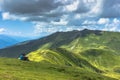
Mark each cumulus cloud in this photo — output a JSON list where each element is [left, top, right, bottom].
[[81, 18, 120, 32], [2, 12, 29, 21], [33, 22, 62, 35], [2, 12, 18, 20], [82, 20, 96, 25], [51, 19, 68, 26], [33, 22, 83, 36], [0, 0, 120, 35], [65, 0, 79, 12], [97, 18, 110, 24], [0, 0, 98, 22], [0, 28, 6, 34], [1, 0, 120, 21], [103, 18, 120, 31]]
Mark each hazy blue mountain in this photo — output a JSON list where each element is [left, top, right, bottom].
[[0, 35, 31, 49]]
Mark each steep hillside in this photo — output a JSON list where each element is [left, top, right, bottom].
[[0, 58, 117, 80], [28, 48, 120, 79], [28, 48, 102, 73]]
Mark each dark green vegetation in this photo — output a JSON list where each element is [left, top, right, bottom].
[[0, 29, 120, 79], [0, 58, 117, 80]]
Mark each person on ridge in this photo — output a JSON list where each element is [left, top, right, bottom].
[[19, 53, 29, 61]]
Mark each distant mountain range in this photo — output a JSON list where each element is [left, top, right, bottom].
[[0, 34, 31, 49], [0, 29, 120, 79], [0, 35, 18, 49]]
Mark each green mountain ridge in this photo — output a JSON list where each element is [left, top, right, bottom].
[[0, 29, 103, 57], [0, 29, 120, 79]]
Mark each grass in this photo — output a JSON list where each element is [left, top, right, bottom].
[[0, 57, 117, 80], [27, 48, 120, 79]]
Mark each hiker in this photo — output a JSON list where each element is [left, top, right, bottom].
[[19, 53, 29, 61]]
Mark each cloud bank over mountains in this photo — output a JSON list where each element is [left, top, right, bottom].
[[0, 0, 120, 35]]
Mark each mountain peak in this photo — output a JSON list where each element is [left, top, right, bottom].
[[82, 28, 90, 31]]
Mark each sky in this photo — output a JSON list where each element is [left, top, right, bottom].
[[0, 0, 120, 38]]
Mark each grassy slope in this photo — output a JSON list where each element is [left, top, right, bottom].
[[79, 48, 120, 79], [28, 49, 102, 73], [27, 31, 120, 79], [61, 31, 120, 53], [28, 48, 120, 79], [0, 58, 117, 80]]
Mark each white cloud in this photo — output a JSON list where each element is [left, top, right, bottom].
[[65, 27, 74, 31], [104, 24, 118, 31], [74, 14, 81, 19], [2, 12, 10, 20], [51, 19, 68, 26], [82, 20, 96, 25], [0, 27, 23, 36], [103, 18, 120, 31], [0, 28, 6, 34], [2, 12, 19, 20], [2, 12, 28, 21], [113, 18, 120, 24], [34, 23, 46, 34], [98, 18, 110, 24], [33, 22, 57, 36], [88, 0, 103, 16], [65, 0, 79, 12], [110, 26, 117, 31]]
